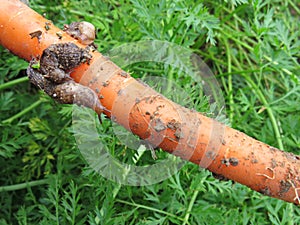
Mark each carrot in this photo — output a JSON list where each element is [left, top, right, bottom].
[[1, 0, 299, 204]]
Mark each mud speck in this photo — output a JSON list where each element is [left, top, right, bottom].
[[271, 158, 277, 168], [117, 89, 123, 96], [45, 21, 51, 30], [167, 120, 181, 130], [284, 151, 299, 162], [120, 71, 128, 77], [259, 187, 271, 196], [222, 157, 238, 166], [56, 31, 63, 39], [221, 158, 230, 166], [153, 118, 166, 132], [229, 157, 239, 166], [212, 173, 229, 181], [102, 81, 109, 87], [174, 128, 184, 139], [206, 151, 216, 159], [279, 180, 292, 196], [167, 120, 183, 139], [29, 30, 42, 41], [269, 147, 278, 152]]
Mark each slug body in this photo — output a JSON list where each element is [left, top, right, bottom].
[[64, 22, 96, 45], [27, 43, 105, 116]]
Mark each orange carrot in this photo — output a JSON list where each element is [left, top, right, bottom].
[[1, 0, 299, 204]]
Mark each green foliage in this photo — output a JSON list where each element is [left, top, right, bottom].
[[1, 0, 299, 224]]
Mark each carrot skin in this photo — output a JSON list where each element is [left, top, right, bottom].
[[1, 0, 299, 204]]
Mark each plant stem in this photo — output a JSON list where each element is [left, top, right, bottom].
[[0, 179, 49, 192], [224, 39, 234, 124], [2, 99, 43, 124], [221, 30, 293, 76], [182, 190, 199, 225], [116, 199, 185, 222], [0, 76, 28, 91], [288, 0, 300, 15], [230, 55, 284, 150], [96, 146, 147, 223]]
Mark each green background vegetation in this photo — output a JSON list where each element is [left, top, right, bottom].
[[0, 0, 299, 224]]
